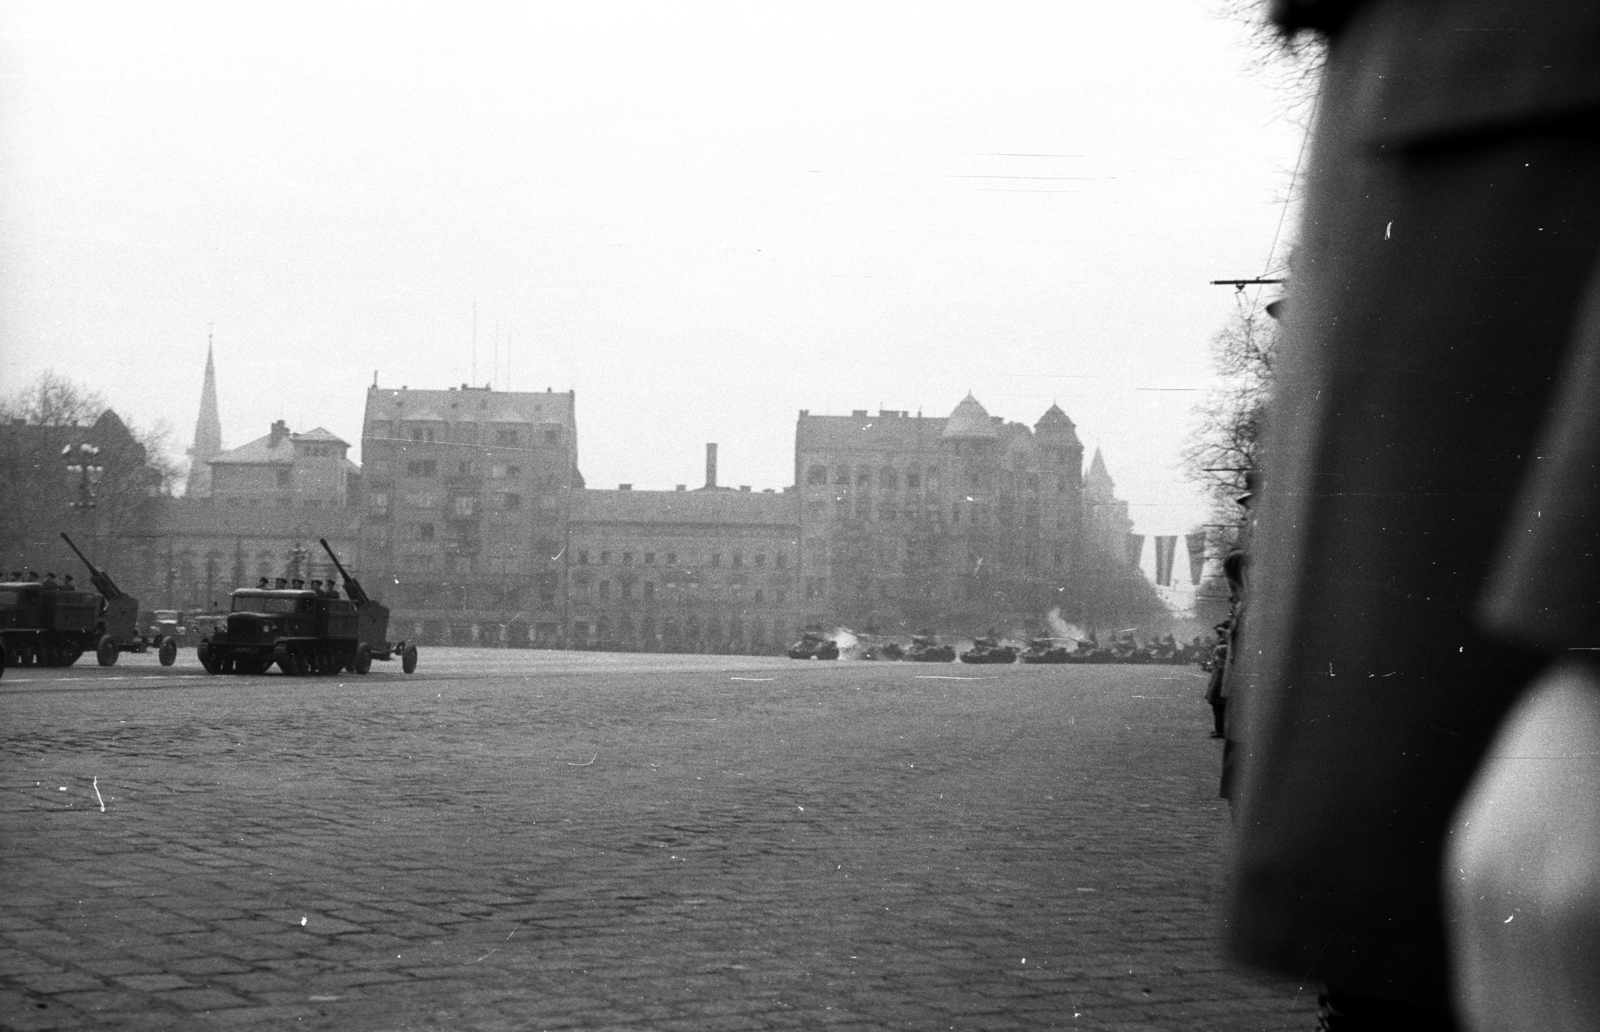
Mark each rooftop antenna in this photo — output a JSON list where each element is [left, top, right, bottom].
[[471, 301, 478, 386], [492, 318, 498, 391]]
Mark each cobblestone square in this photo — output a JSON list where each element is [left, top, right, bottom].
[[2, 650, 1310, 1030]]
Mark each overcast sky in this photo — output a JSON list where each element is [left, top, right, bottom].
[[0, 1, 1304, 537]]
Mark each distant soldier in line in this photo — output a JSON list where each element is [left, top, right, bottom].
[[40, 572, 58, 591], [291, 579, 305, 590], [274, 578, 288, 589], [62, 574, 74, 591], [257, 577, 270, 589]]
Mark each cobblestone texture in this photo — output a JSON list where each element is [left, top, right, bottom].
[[0, 650, 1312, 1030]]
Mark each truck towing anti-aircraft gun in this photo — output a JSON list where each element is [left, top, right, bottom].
[[196, 538, 417, 676], [321, 538, 417, 674], [60, 532, 178, 666]]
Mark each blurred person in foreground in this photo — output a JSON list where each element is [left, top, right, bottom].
[[1224, 1, 1600, 1029]]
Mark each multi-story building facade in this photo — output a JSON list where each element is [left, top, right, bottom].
[[567, 473, 800, 653], [794, 395, 1086, 635], [206, 420, 358, 509], [145, 359, 1146, 647], [357, 384, 581, 646]]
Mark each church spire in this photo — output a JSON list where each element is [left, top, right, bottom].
[[184, 333, 223, 497]]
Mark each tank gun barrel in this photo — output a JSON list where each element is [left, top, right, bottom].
[[59, 532, 126, 599], [319, 538, 369, 605]]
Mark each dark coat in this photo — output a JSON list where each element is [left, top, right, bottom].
[[1225, 0, 1600, 1008]]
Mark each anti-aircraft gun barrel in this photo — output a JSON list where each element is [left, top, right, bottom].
[[320, 538, 369, 605], [59, 532, 127, 599]]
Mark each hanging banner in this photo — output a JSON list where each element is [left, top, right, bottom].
[[1125, 533, 1145, 568], [1185, 531, 1207, 585], [1154, 535, 1178, 586]]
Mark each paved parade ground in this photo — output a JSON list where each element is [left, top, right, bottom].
[[1, 650, 1310, 1031]]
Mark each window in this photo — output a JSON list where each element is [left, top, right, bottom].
[[495, 428, 520, 446], [544, 426, 562, 444], [578, 550, 589, 565], [856, 468, 871, 488], [834, 467, 850, 485], [806, 465, 828, 485], [776, 587, 787, 604], [776, 554, 788, 570], [276, 469, 291, 487], [498, 493, 521, 510], [880, 467, 898, 490], [666, 552, 677, 565], [417, 523, 435, 541], [754, 553, 766, 568], [600, 551, 612, 565], [732, 553, 743, 568], [453, 495, 476, 517], [709, 553, 721, 567], [457, 461, 474, 476], [622, 552, 634, 566], [644, 552, 655, 565], [407, 460, 437, 477], [598, 580, 612, 599], [621, 581, 634, 601], [805, 577, 822, 599], [368, 492, 390, 517], [754, 589, 764, 604], [490, 464, 507, 479], [404, 490, 440, 509], [906, 471, 921, 490], [643, 581, 656, 600]]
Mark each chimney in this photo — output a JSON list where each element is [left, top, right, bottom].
[[705, 443, 718, 489], [269, 420, 290, 448]]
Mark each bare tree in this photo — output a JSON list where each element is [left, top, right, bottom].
[[0, 371, 179, 576], [1, 370, 107, 428], [1183, 302, 1278, 523]]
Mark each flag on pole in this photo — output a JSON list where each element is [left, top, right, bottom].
[[1154, 535, 1178, 586], [1185, 531, 1207, 585], [1125, 533, 1145, 568]]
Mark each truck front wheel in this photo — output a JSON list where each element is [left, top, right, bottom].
[[96, 635, 119, 667]]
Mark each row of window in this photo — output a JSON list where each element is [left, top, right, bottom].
[[576, 580, 788, 605], [369, 492, 524, 517], [366, 422, 564, 448], [804, 464, 1072, 494], [574, 549, 789, 570]]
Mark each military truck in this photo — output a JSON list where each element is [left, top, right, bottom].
[[60, 533, 177, 666], [0, 576, 100, 667], [197, 539, 416, 676]]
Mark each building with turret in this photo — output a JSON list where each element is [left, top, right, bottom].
[[793, 394, 1091, 635]]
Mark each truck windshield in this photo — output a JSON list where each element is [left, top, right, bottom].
[[0, 590, 19, 606], [232, 595, 302, 614]]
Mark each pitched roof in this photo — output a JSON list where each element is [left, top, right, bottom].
[[295, 427, 348, 446], [209, 431, 292, 466], [1035, 403, 1076, 431], [941, 393, 1000, 440]]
